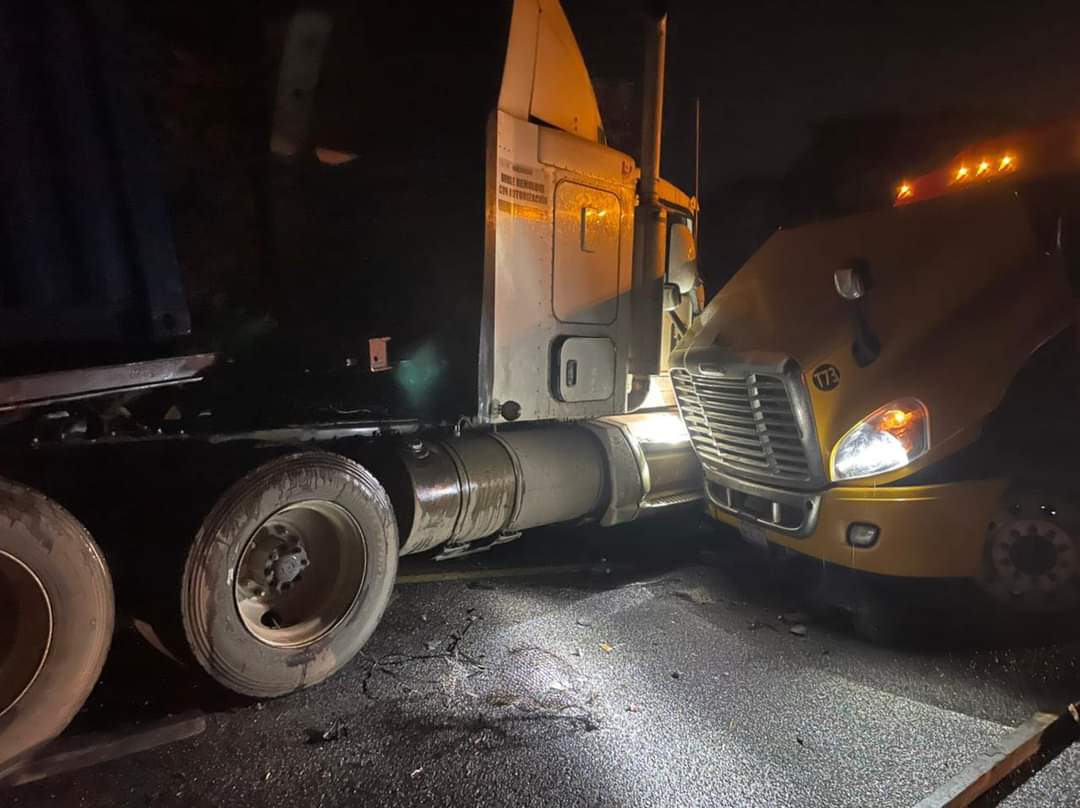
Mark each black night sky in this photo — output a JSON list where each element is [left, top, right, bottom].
[[568, 0, 1080, 284]]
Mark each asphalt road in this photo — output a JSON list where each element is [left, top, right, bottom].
[[5, 516, 1080, 807]]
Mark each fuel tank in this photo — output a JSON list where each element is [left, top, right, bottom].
[[394, 414, 702, 555]]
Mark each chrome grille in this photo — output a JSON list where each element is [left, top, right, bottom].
[[671, 367, 814, 484]]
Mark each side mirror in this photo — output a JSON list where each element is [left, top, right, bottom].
[[834, 267, 866, 301], [667, 221, 698, 294], [834, 263, 880, 366]]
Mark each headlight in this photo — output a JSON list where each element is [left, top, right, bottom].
[[831, 398, 930, 481]]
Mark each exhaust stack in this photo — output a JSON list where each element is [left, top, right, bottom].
[[629, 6, 669, 387]]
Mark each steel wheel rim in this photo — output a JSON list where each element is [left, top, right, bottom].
[[0, 550, 53, 719], [233, 500, 367, 648]]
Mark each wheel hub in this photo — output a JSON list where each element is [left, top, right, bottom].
[[981, 491, 1079, 612], [262, 535, 310, 595], [270, 549, 306, 587], [1007, 523, 1059, 576], [233, 500, 367, 648]]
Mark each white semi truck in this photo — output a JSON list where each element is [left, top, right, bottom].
[[0, 0, 702, 768]]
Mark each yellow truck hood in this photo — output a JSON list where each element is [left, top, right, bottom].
[[681, 186, 1074, 478]]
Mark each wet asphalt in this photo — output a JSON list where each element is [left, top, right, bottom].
[[5, 515, 1080, 807]]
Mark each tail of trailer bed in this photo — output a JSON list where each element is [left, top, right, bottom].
[[0, 0, 705, 769]]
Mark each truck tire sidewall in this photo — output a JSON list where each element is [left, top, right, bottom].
[[0, 481, 114, 770], [182, 452, 397, 699]]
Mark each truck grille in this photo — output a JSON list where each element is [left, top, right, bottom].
[[671, 367, 815, 484]]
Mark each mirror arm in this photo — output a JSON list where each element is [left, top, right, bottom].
[[670, 309, 687, 336], [850, 302, 880, 367]]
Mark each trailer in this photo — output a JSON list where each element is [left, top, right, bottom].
[[0, 0, 704, 768]]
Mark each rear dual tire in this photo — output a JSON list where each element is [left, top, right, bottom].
[[181, 452, 397, 698], [0, 480, 114, 771]]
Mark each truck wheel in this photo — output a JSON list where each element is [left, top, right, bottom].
[[0, 480, 114, 770], [182, 452, 397, 698], [978, 487, 1080, 613]]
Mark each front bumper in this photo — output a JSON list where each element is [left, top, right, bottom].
[[706, 476, 1009, 578]]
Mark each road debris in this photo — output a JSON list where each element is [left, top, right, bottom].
[[673, 587, 717, 605], [576, 618, 593, 627], [487, 691, 518, 707], [410, 767, 424, 779], [671, 671, 682, 680], [626, 704, 640, 713], [748, 620, 778, 632], [598, 642, 614, 653], [789, 624, 808, 637], [306, 721, 349, 745], [358, 612, 486, 699]]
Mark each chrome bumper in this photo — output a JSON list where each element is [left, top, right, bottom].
[[703, 469, 822, 536]]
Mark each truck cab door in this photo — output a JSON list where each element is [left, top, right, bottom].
[[479, 0, 638, 424]]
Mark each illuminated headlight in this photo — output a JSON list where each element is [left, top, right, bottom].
[[831, 398, 929, 481]]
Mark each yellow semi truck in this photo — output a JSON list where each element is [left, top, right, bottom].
[[672, 120, 1080, 612]]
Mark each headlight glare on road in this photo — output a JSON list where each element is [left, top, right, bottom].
[[831, 398, 929, 481]]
